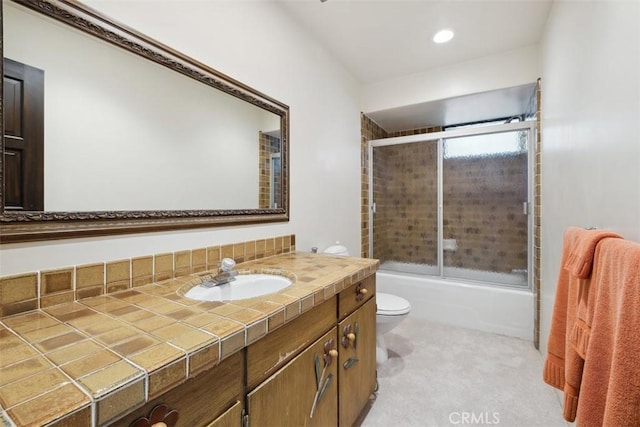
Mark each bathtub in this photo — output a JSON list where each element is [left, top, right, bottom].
[[376, 266, 534, 341]]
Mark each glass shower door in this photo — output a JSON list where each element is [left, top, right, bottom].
[[442, 130, 529, 286], [372, 141, 439, 275]]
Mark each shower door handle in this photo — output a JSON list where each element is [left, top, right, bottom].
[[523, 202, 529, 215]]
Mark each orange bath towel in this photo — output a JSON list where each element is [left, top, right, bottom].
[[543, 227, 622, 422], [575, 238, 640, 427]]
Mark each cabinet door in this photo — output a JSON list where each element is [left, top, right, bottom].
[[247, 328, 338, 427], [338, 298, 377, 427], [205, 400, 242, 427]]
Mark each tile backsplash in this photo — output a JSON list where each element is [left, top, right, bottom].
[[0, 234, 296, 318]]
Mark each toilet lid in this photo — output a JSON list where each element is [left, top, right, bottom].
[[377, 292, 411, 316]]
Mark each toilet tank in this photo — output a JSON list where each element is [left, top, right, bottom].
[[323, 242, 349, 256]]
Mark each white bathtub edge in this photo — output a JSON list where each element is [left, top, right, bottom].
[[376, 271, 534, 341]]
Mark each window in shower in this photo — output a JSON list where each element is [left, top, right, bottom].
[[369, 122, 533, 288]]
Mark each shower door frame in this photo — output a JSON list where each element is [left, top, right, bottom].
[[368, 121, 536, 290]]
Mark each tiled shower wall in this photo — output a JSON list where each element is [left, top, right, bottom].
[[373, 141, 439, 266], [442, 153, 528, 273]]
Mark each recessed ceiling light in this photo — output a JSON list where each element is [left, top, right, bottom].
[[433, 29, 454, 44]]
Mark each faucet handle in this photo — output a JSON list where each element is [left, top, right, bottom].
[[220, 258, 236, 272]]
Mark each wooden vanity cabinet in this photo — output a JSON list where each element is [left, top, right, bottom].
[[205, 401, 243, 427], [120, 274, 377, 427], [247, 328, 339, 427], [338, 298, 377, 427], [246, 297, 337, 390], [117, 351, 243, 427], [245, 273, 377, 427]]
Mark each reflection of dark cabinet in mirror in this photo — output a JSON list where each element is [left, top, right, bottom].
[[0, 0, 290, 243], [3, 58, 44, 211]]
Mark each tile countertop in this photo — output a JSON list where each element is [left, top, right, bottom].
[[0, 253, 379, 426]]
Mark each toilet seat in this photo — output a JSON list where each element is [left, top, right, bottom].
[[377, 292, 411, 316]]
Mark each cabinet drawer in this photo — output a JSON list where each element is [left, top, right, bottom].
[[246, 296, 336, 390], [338, 274, 375, 321]]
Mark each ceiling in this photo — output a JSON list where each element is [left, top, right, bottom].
[[278, 0, 552, 129], [367, 82, 537, 131]]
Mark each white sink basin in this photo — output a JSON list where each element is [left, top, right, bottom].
[[185, 274, 292, 302]]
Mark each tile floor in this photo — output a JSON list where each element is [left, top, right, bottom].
[[359, 318, 570, 427]]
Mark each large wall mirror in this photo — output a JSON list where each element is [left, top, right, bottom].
[[0, 0, 290, 242]]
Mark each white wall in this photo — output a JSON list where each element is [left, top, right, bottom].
[[540, 1, 640, 353], [361, 44, 540, 113], [0, 1, 362, 275]]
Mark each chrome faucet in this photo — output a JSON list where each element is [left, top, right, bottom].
[[202, 258, 238, 287]]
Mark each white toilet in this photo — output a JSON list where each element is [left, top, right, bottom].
[[376, 292, 411, 364], [322, 243, 411, 365]]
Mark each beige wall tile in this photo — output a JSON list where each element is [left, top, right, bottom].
[[220, 330, 245, 360], [192, 248, 207, 272], [147, 358, 187, 399], [245, 319, 267, 345], [131, 256, 153, 287], [206, 246, 221, 270], [221, 244, 233, 260], [245, 241, 256, 261], [188, 342, 219, 377], [40, 269, 73, 295], [154, 253, 174, 282], [0, 300, 38, 317], [41, 292, 75, 308], [275, 236, 283, 254], [95, 379, 145, 425], [106, 260, 130, 283], [233, 243, 245, 263], [75, 263, 104, 289], [255, 239, 266, 259], [0, 273, 38, 312], [174, 250, 191, 270]]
